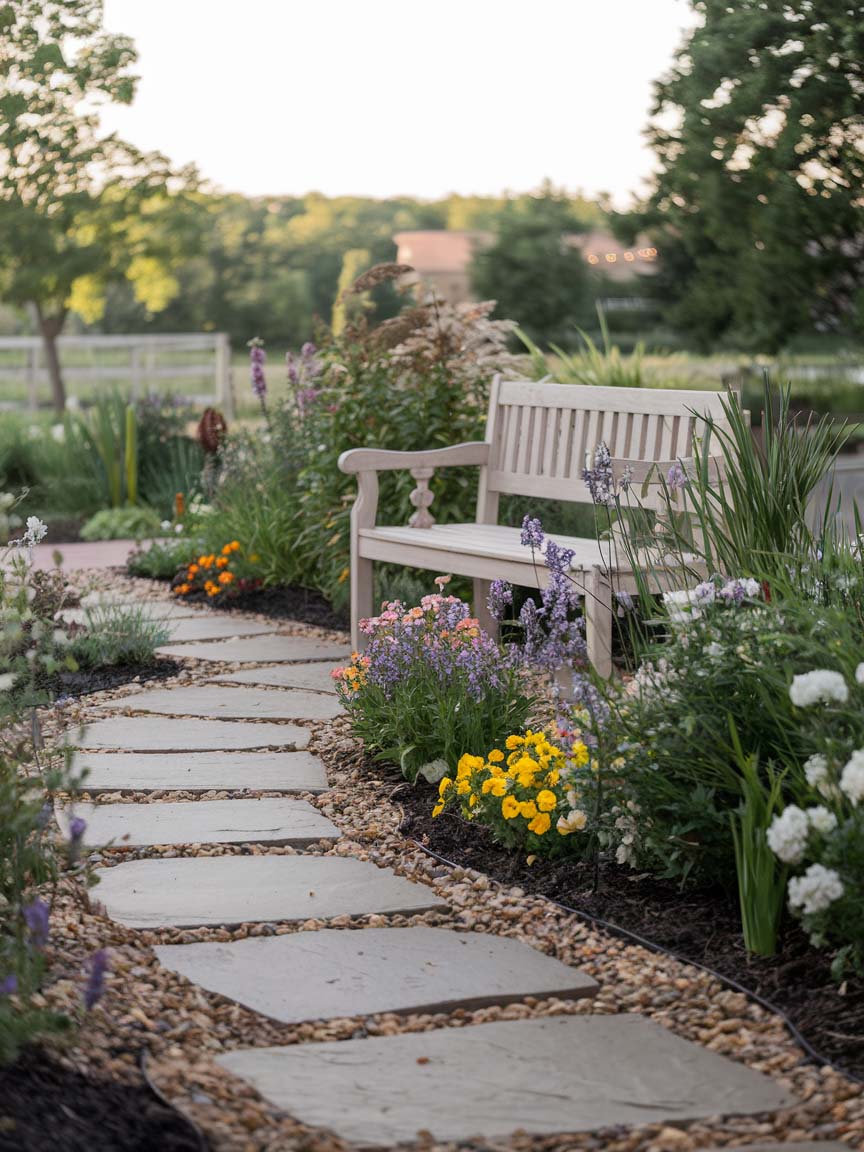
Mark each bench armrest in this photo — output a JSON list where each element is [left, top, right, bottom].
[[338, 441, 490, 475]]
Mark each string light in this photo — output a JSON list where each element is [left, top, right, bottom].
[[585, 248, 658, 265]]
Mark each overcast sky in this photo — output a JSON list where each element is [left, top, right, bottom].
[[100, 0, 697, 206]]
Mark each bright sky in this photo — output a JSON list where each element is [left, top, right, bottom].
[[100, 0, 697, 207]]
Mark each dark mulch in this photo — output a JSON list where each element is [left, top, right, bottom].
[[398, 777, 864, 1082], [156, 582, 349, 632], [0, 1049, 204, 1152], [37, 660, 183, 702]]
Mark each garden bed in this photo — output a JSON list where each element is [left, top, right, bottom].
[[0, 1049, 204, 1152], [37, 658, 184, 702], [398, 776, 864, 1083]]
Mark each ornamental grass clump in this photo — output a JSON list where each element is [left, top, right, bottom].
[[332, 581, 531, 781], [433, 731, 596, 859]]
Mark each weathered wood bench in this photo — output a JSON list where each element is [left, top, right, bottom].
[[338, 377, 734, 676]]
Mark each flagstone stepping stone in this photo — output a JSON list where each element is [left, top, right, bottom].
[[56, 798, 340, 848], [103, 685, 342, 721], [72, 717, 310, 752], [210, 663, 342, 694], [216, 1015, 795, 1145], [160, 617, 276, 643], [154, 926, 597, 1023], [71, 751, 328, 793], [59, 603, 203, 625], [95, 856, 448, 928], [156, 634, 351, 664]]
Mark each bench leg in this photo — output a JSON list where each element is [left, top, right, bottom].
[[473, 578, 499, 640], [584, 568, 613, 679], [351, 554, 374, 652]]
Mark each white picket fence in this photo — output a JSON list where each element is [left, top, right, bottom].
[[0, 332, 233, 417]]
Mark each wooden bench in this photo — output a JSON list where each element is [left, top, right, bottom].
[[338, 377, 734, 676]]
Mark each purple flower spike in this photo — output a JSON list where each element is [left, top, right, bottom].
[[0, 974, 18, 996], [23, 898, 50, 950], [84, 949, 109, 1010], [487, 579, 513, 621], [248, 337, 267, 400], [69, 816, 87, 843], [520, 516, 544, 551], [666, 461, 687, 492], [301, 342, 317, 358]]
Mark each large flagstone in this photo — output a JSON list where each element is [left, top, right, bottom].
[[102, 685, 342, 721], [56, 798, 340, 848], [71, 750, 329, 793], [153, 926, 597, 1023], [94, 855, 448, 928], [72, 716, 310, 752], [156, 634, 351, 664], [209, 663, 342, 694], [59, 603, 203, 625], [216, 1015, 795, 1145], [159, 616, 276, 643]]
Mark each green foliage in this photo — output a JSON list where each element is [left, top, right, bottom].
[[126, 535, 199, 580], [0, 0, 203, 408], [642, 1, 864, 351], [67, 604, 170, 667], [471, 187, 593, 346], [79, 505, 161, 541], [519, 306, 650, 388]]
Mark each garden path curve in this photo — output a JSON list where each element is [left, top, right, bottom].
[[65, 601, 821, 1147]]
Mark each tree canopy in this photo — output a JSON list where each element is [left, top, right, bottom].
[[643, 0, 864, 352], [0, 0, 201, 408]]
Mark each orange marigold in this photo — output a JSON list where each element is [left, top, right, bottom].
[[218, 571, 234, 585]]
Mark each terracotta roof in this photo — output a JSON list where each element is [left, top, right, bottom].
[[393, 231, 492, 274]]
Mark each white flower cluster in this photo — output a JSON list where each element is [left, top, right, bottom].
[[766, 805, 810, 863], [787, 863, 844, 916], [840, 749, 864, 806], [788, 669, 849, 708], [662, 588, 702, 624]]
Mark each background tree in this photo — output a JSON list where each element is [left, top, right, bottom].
[[0, 0, 201, 410], [642, 0, 864, 352], [470, 188, 595, 345]]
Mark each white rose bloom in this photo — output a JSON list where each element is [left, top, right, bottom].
[[766, 805, 809, 864], [856, 662, 864, 685], [787, 864, 844, 916], [840, 749, 864, 806], [789, 669, 849, 708], [806, 805, 837, 835]]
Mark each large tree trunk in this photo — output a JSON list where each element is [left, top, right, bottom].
[[32, 302, 67, 414]]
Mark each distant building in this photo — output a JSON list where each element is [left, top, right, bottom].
[[393, 231, 492, 305], [393, 228, 659, 306]]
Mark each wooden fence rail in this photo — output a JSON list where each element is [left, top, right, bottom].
[[0, 333, 233, 417]]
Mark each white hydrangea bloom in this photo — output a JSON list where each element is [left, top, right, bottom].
[[787, 864, 844, 916], [806, 806, 837, 835], [766, 805, 809, 864], [789, 669, 849, 708], [840, 749, 864, 806]]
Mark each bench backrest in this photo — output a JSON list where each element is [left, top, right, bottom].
[[477, 376, 736, 521]]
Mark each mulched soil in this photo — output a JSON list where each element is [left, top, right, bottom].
[[143, 578, 349, 631], [37, 659, 184, 702], [0, 1049, 205, 1152], [398, 775, 864, 1083]]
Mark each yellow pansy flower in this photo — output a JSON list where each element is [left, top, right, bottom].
[[519, 800, 538, 820], [571, 742, 589, 767], [501, 795, 521, 820], [456, 780, 471, 795], [438, 777, 452, 798], [505, 735, 524, 751], [536, 789, 557, 812], [528, 812, 551, 835], [545, 769, 560, 785], [488, 749, 505, 763], [432, 801, 445, 818]]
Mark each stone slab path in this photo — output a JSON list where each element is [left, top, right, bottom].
[[102, 685, 343, 721], [71, 750, 329, 793], [60, 603, 204, 625], [94, 855, 449, 928], [74, 716, 310, 751], [216, 1015, 794, 1145], [79, 601, 804, 1146], [154, 927, 598, 1024], [156, 634, 351, 663], [56, 798, 340, 848], [210, 663, 341, 693], [157, 617, 277, 643]]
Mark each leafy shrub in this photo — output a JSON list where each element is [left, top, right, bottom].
[[434, 732, 596, 858], [80, 505, 162, 541], [127, 535, 200, 580], [66, 605, 171, 668], [332, 584, 532, 780]]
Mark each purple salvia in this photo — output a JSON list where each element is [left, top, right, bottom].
[[666, 461, 687, 492], [23, 898, 49, 950], [83, 949, 109, 1010], [520, 516, 544, 551], [0, 974, 17, 996], [487, 579, 513, 621], [248, 338, 267, 400]]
